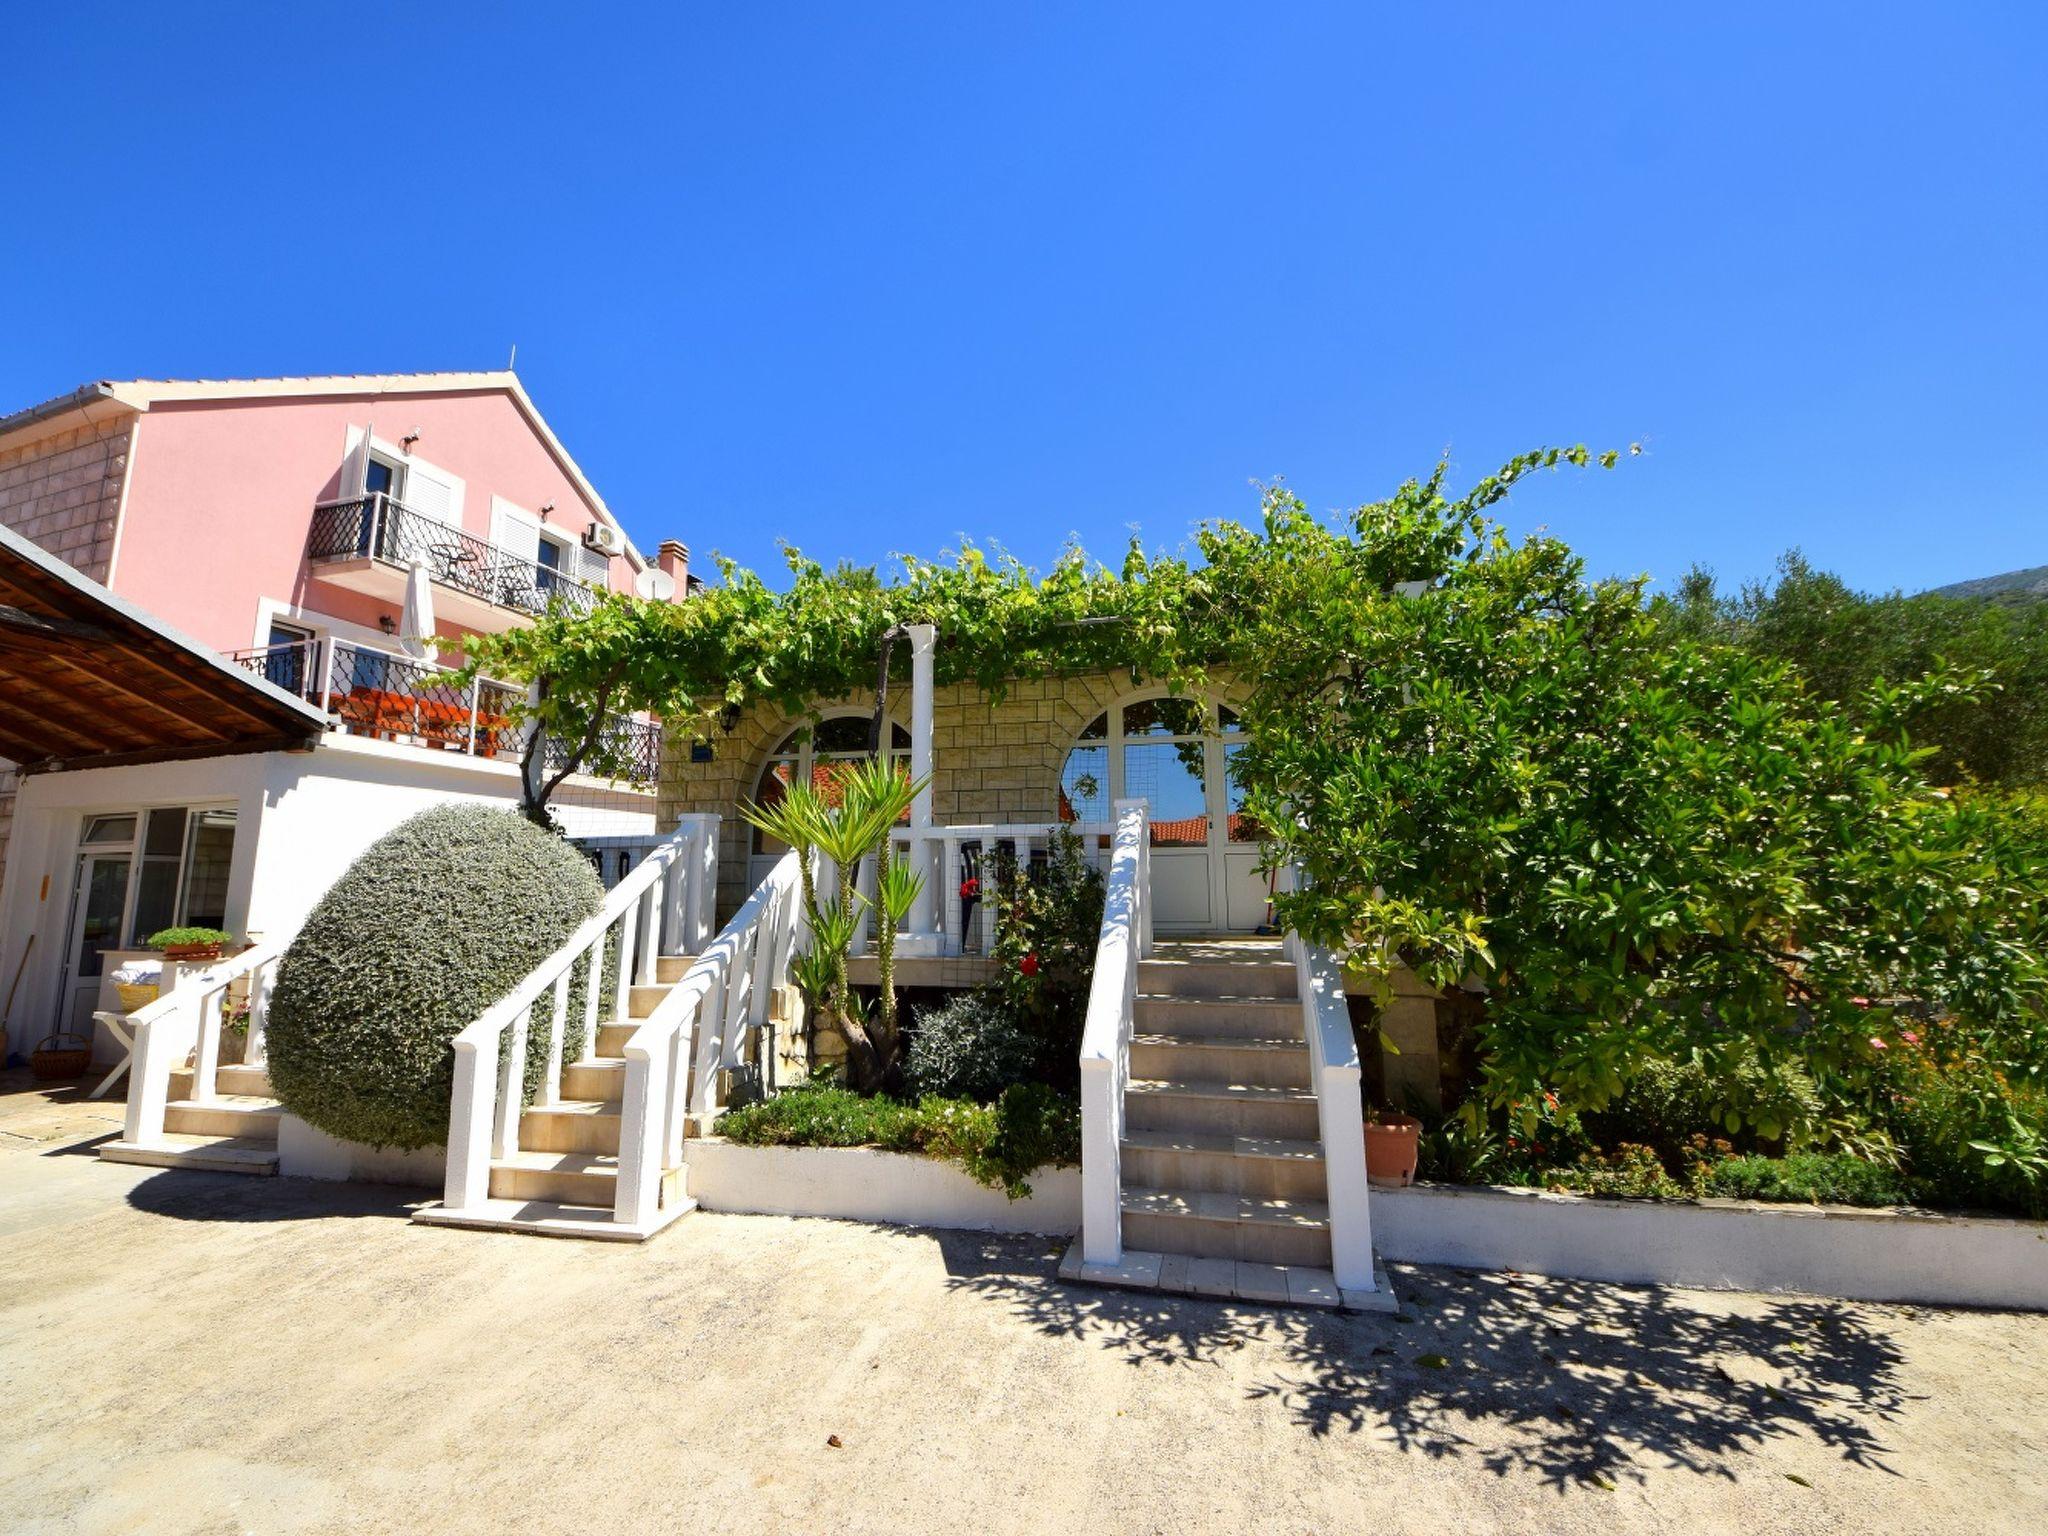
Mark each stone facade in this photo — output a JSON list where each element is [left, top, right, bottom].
[[659, 670, 1161, 916], [0, 420, 132, 585]]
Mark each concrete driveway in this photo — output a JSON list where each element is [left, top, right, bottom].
[[3, 1072, 2044, 1536]]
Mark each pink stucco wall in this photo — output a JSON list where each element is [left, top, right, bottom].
[[113, 389, 634, 655]]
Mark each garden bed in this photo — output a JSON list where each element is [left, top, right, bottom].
[[1370, 1180, 2048, 1310], [685, 1139, 1080, 1235]]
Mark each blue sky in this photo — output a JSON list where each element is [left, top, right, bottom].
[[4, 4, 2042, 596]]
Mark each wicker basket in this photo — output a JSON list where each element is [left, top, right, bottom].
[[30, 1033, 94, 1081], [116, 981, 161, 1013]]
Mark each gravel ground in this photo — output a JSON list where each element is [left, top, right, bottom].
[[3, 1073, 2045, 1536]]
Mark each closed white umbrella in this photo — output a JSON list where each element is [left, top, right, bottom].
[[401, 560, 439, 664]]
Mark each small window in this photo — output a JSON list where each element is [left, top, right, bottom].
[[1076, 711, 1108, 742], [1122, 697, 1206, 738], [81, 816, 136, 845]]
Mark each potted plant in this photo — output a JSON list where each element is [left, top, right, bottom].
[[145, 926, 233, 963], [1364, 1106, 1422, 1187]]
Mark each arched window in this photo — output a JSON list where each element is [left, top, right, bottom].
[[1058, 696, 1250, 847], [751, 715, 912, 854]]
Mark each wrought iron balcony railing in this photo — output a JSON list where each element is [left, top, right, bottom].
[[227, 637, 659, 787], [306, 494, 605, 620]]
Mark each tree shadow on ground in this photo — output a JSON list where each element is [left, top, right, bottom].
[[125, 1169, 426, 1224], [935, 1234, 1907, 1490]]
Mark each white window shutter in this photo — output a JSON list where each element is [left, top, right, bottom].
[[576, 541, 610, 589], [339, 426, 371, 501], [489, 497, 541, 563], [405, 457, 463, 527]]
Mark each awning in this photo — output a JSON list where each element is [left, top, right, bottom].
[[0, 523, 327, 773]]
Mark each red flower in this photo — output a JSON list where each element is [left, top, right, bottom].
[[959, 877, 980, 901], [1869, 1036, 1888, 1050], [1019, 953, 1040, 977]]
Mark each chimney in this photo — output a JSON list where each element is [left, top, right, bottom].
[[655, 540, 690, 599]]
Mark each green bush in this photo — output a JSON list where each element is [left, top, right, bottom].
[[1705, 1152, 1911, 1207], [1880, 1046, 2048, 1218], [907, 988, 1041, 1101], [1586, 1050, 1823, 1156], [718, 1078, 1080, 1199], [265, 805, 604, 1150]]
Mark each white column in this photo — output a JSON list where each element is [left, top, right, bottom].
[[906, 623, 938, 936]]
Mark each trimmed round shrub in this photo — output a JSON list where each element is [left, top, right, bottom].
[[266, 804, 604, 1150], [907, 987, 1041, 1102]]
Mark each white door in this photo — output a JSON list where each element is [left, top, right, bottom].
[[61, 851, 133, 1037], [1062, 698, 1268, 934]]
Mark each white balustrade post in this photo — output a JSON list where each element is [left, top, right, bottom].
[[445, 1033, 498, 1213], [541, 971, 571, 1108], [579, 933, 604, 1062], [635, 880, 660, 986], [244, 957, 274, 1067], [693, 816, 719, 951], [613, 1035, 668, 1228], [493, 1004, 531, 1160], [613, 902, 639, 1028], [191, 985, 223, 1103], [123, 1009, 181, 1147], [906, 623, 937, 935]]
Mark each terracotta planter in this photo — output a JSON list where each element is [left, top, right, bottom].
[[1364, 1115, 1422, 1187], [161, 943, 224, 963]]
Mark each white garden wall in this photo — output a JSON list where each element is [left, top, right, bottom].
[[1370, 1182, 2048, 1311], [685, 1139, 1081, 1235]]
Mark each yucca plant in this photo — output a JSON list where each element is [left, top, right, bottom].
[[741, 759, 928, 1092]]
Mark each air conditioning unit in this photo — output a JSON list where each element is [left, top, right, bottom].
[[582, 523, 624, 555]]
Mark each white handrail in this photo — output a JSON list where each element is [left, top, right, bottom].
[[1077, 798, 1151, 1266], [118, 936, 292, 1149], [1285, 917, 1381, 1295], [441, 814, 720, 1217], [610, 847, 804, 1227]]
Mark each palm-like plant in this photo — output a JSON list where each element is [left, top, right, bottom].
[[741, 759, 927, 1092]]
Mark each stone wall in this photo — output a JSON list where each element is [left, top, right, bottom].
[[0, 420, 132, 584], [659, 670, 1155, 917]]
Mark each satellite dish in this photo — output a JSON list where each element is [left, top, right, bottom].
[[634, 568, 678, 601]]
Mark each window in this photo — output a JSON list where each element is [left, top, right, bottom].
[[535, 531, 568, 594], [359, 455, 405, 557], [750, 717, 913, 854], [263, 621, 316, 695], [1056, 697, 1244, 847]]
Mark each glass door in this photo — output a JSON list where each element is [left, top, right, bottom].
[[62, 851, 133, 1038]]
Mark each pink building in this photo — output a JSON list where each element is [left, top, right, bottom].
[[0, 374, 687, 1056]]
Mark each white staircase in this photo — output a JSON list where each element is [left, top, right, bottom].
[[100, 939, 292, 1175], [1063, 807, 1395, 1310], [415, 817, 807, 1241]]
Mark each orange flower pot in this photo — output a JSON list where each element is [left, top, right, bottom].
[[1364, 1115, 1422, 1187]]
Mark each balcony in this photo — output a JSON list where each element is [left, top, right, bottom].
[[227, 637, 659, 788], [306, 494, 607, 633]]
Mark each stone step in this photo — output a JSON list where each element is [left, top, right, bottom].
[[1059, 1245, 1397, 1312], [490, 1149, 619, 1205], [560, 1058, 627, 1102], [1123, 1079, 1320, 1140], [1128, 1032, 1310, 1089], [628, 984, 669, 1020], [411, 1188, 694, 1242], [169, 1063, 272, 1098], [518, 1101, 622, 1156], [595, 1022, 637, 1056], [1120, 1128, 1327, 1200], [655, 954, 698, 985], [1135, 995, 1301, 1038], [1119, 1186, 1333, 1267], [162, 1097, 281, 1141], [98, 1135, 280, 1175], [1137, 959, 1297, 1002]]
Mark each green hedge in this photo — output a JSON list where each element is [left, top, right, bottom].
[[265, 805, 605, 1150]]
